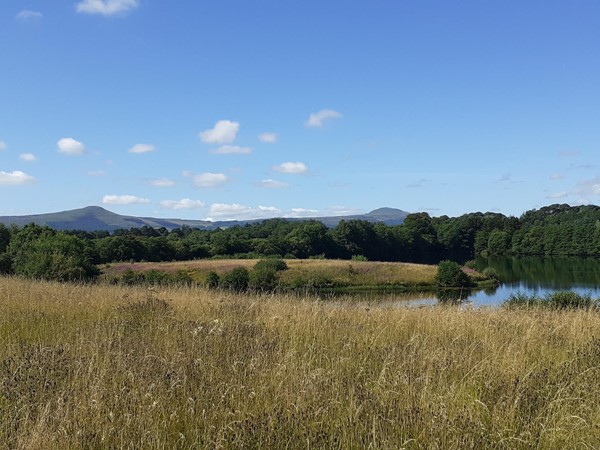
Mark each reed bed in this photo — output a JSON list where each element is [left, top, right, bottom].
[[1, 277, 600, 449]]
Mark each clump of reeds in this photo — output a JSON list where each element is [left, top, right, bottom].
[[504, 290, 598, 310]]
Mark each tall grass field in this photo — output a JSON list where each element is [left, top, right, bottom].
[[2, 277, 600, 448]]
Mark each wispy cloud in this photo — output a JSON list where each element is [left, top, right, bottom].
[[305, 109, 342, 127], [573, 176, 600, 197], [258, 132, 277, 143], [160, 199, 205, 210], [258, 179, 289, 189], [559, 150, 580, 158], [0, 171, 36, 185], [76, 0, 140, 16], [273, 161, 308, 174], [284, 208, 319, 218], [546, 191, 569, 199], [128, 143, 155, 154], [207, 204, 281, 221], [16, 10, 43, 21], [87, 170, 106, 177], [19, 153, 37, 162], [200, 120, 239, 144], [549, 173, 565, 181], [57, 137, 85, 156], [0, 141, 7, 151], [193, 172, 228, 188], [210, 145, 252, 155], [151, 178, 175, 187], [325, 205, 363, 216], [102, 194, 150, 205], [406, 178, 429, 188]]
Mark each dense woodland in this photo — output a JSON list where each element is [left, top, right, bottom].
[[1, 203, 600, 281]]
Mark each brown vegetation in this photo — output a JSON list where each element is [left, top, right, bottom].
[[2, 277, 600, 448]]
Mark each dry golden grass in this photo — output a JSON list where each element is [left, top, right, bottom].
[[2, 276, 600, 448]]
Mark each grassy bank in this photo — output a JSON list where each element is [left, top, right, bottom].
[[101, 259, 448, 290], [2, 277, 600, 448]]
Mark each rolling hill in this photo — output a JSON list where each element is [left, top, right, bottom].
[[0, 206, 410, 232]]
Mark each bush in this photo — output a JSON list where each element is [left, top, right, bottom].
[[249, 267, 278, 293], [351, 255, 368, 261], [482, 267, 500, 282], [206, 271, 220, 289], [435, 260, 471, 288], [254, 259, 288, 272], [120, 269, 146, 285], [220, 267, 250, 293]]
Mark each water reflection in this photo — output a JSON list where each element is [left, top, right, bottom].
[[326, 257, 600, 309]]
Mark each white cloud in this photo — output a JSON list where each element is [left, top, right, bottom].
[[573, 177, 600, 197], [129, 143, 155, 154], [76, 0, 139, 16], [193, 172, 228, 188], [273, 161, 308, 174], [19, 153, 37, 162], [200, 120, 239, 144], [258, 132, 277, 143], [305, 109, 342, 127], [549, 173, 565, 181], [57, 137, 85, 155], [160, 199, 205, 210], [0, 141, 7, 151], [207, 203, 281, 221], [102, 194, 150, 205], [326, 205, 364, 216], [258, 179, 289, 189], [87, 170, 106, 176], [284, 208, 319, 218], [546, 191, 569, 199], [151, 178, 175, 187], [0, 171, 36, 186], [16, 10, 43, 21], [210, 145, 252, 155]]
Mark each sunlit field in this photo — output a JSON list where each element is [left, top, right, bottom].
[[2, 277, 600, 449], [101, 258, 438, 288]]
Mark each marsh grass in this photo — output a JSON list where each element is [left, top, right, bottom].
[[102, 259, 438, 288], [2, 277, 600, 448]]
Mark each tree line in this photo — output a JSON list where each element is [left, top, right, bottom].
[[1, 203, 599, 281]]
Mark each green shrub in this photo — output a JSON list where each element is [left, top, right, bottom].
[[435, 260, 471, 288], [249, 267, 278, 293], [206, 271, 220, 289], [254, 259, 288, 272], [120, 269, 146, 285], [482, 267, 500, 282], [351, 255, 368, 261], [220, 267, 250, 293]]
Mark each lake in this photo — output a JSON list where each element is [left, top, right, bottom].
[[363, 257, 600, 308]]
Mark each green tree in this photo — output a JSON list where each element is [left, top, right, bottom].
[[435, 260, 470, 288]]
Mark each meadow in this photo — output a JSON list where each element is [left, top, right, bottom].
[[101, 258, 441, 289], [2, 277, 600, 449]]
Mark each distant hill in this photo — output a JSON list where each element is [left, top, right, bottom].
[[0, 206, 410, 232]]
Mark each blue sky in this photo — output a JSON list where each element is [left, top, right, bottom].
[[1, 0, 599, 220]]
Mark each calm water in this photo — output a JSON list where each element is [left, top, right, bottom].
[[371, 257, 600, 308]]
